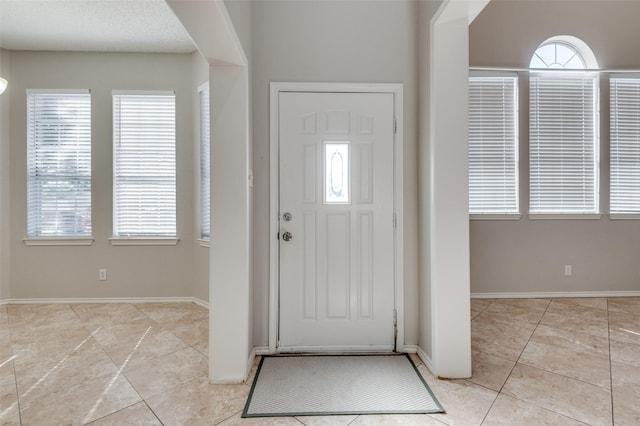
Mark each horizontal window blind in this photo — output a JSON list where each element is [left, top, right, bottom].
[[469, 75, 519, 213], [610, 75, 640, 213], [529, 72, 598, 213], [27, 91, 91, 237], [113, 92, 176, 237], [199, 85, 211, 239]]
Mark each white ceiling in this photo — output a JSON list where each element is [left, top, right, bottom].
[[0, 0, 196, 53]]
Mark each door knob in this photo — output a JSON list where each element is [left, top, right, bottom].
[[282, 232, 293, 242]]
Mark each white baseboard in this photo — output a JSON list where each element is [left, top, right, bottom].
[[403, 344, 435, 373], [191, 297, 209, 309], [416, 346, 435, 373], [247, 347, 257, 382], [254, 346, 270, 356], [0, 296, 209, 307], [471, 291, 640, 299], [401, 344, 418, 354]]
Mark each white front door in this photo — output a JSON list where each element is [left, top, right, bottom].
[[278, 91, 396, 352]]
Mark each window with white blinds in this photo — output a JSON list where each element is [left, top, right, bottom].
[[469, 74, 519, 214], [199, 84, 211, 239], [610, 75, 640, 214], [529, 72, 599, 213], [113, 91, 176, 237], [26, 90, 92, 237]]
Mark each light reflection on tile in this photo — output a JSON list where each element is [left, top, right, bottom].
[[539, 311, 609, 339], [502, 364, 612, 425], [469, 350, 515, 392], [2, 298, 639, 425], [610, 339, 640, 368], [0, 363, 19, 421], [146, 376, 249, 426], [92, 318, 188, 366], [519, 325, 611, 388], [472, 314, 536, 361], [88, 401, 162, 425], [71, 303, 149, 328], [19, 372, 141, 425], [418, 365, 498, 426], [609, 311, 640, 346], [123, 346, 208, 399], [14, 339, 119, 404], [482, 394, 587, 425]]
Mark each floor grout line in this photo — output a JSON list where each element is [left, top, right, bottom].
[[607, 298, 616, 426], [477, 299, 550, 425]]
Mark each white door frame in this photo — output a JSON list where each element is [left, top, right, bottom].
[[268, 82, 404, 353]]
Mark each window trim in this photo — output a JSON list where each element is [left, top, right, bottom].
[[112, 89, 177, 239], [25, 89, 93, 240], [24, 238, 94, 246], [109, 237, 179, 246], [609, 73, 640, 215], [468, 71, 520, 215], [528, 71, 600, 215], [470, 214, 522, 221], [528, 214, 602, 220], [198, 82, 211, 241], [609, 214, 640, 220]]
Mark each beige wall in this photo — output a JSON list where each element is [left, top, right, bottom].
[[251, 0, 420, 346], [469, 0, 640, 294], [0, 49, 10, 300], [7, 51, 199, 299], [191, 51, 210, 304]]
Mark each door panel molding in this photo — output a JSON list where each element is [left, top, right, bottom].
[[269, 82, 404, 353]]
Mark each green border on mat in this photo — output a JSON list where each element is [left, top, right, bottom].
[[241, 353, 445, 418]]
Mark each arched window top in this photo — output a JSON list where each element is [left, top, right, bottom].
[[530, 36, 598, 70]]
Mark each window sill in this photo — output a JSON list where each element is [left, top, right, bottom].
[[198, 238, 210, 248], [609, 213, 640, 220], [470, 214, 522, 221], [528, 214, 602, 220], [109, 237, 179, 246], [24, 238, 94, 246]]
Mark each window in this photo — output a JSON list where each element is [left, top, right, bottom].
[[199, 83, 211, 240], [324, 142, 350, 204], [529, 38, 599, 214], [610, 75, 640, 214], [26, 90, 91, 238], [468, 74, 519, 214], [113, 91, 176, 238]]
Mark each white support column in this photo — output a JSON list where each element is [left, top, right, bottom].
[[167, 0, 252, 384], [428, 1, 484, 379], [209, 64, 251, 383]]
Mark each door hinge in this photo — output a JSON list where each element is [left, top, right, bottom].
[[393, 118, 397, 134], [393, 309, 397, 326], [277, 232, 280, 240]]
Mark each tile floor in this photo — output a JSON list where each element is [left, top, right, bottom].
[[0, 298, 638, 425]]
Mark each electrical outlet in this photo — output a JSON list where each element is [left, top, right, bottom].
[[564, 265, 572, 276], [99, 269, 107, 281]]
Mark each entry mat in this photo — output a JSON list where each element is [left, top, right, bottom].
[[242, 354, 445, 418]]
